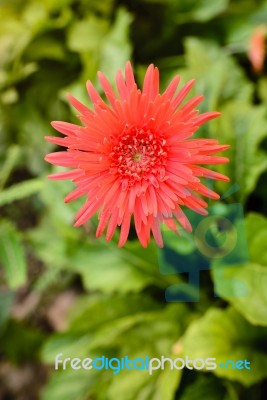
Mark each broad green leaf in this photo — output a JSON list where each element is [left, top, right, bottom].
[[99, 7, 133, 80], [42, 294, 161, 362], [0, 220, 27, 288], [106, 365, 181, 400], [41, 332, 92, 363], [152, 364, 181, 400], [0, 16, 32, 67], [39, 178, 82, 228], [181, 38, 252, 111], [212, 213, 267, 326], [172, 0, 229, 23], [17, 104, 55, 175], [42, 294, 187, 400], [104, 304, 186, 400], [41, 368, 98, 400], [106, 304, 186, 399], [67, 238, 167, 294], [215, 263, 267, 326], [27, 219, 70, 271], [67, 15, 108, 53], [25, 36, 66, 61], [107, 368, 156, 400], [183, 307, 267, 385], [82, 0, 115, 17], [215, 102, 267, 202], [0, 178, 43, 207], [245, 213, 267, 266], [180, 375, 238, 400], [148, 0, 229, 22], [69, 247, 154, 293], [68, 294, 161, 334], [43, 0, 73, 13]]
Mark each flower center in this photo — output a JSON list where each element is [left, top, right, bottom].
[[133, 152, 142, 162], [109, 126, 167, 185]]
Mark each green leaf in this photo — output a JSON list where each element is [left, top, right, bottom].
[[152, 364, 181, 400], [258, 77, 267, 103], [43, 0, 73, 13], [0, 145, 21, 190], [212, 213, 267, 326], [0, 178, 43, 207], [180, 375, 238, 400], [41, 368, 98, 400], [104, 304, 186, 400], [148, 0, 229, 22], [181, 38, 252, 110], [183, 307, 267, 386], [0, 290, 14, 334], [67, 242, 161, 294], [67, 14, 108, 53], [99, 7, 133, 80], [106, 368, 155, 400], [0, 319, 45, 363], [245, 213, 267, 266], [0, 220, 27, 288], [42, 293, 187, 399], [216, 102, 267, 202], [39, 178, 82, 228], [41, 332, 92, 363], [42, 294, 161, 362], [173, 0, 229, 23], [215, 263, 267, 326], [27, 219, 69, 272], [25, 36, 66, 61], [70, 247, 153, 293], [68, 294, 161, 334]]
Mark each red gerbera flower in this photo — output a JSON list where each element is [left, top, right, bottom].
[[45, 61, 229, 248]]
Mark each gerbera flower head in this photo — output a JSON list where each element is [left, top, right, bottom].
[[45, 61, 230, 248]]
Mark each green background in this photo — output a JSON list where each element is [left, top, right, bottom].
[[0, 0, 267, 399]]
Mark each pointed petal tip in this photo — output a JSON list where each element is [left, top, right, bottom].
[[51, 121, 59, 129], [185, 224, 193, 233], [73, 219, 82, 228], [66, 92, 73, 101], [47, 175, 56, 180], [140, 243, 148, 249], [95, 230, 102, 239], [125, 60, 133, 69], [44, 153, 52, 162]]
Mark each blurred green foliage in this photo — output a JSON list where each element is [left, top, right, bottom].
[[0, 0, 267, 399]]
